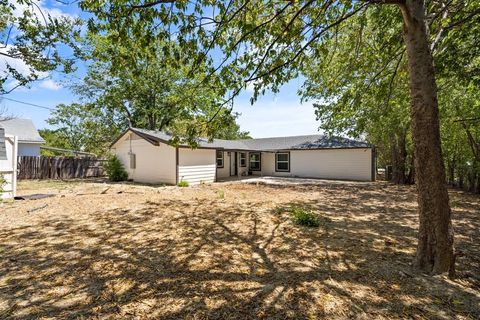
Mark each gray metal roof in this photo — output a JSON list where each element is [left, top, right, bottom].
[[0, 118, 45, 143], [129, 128, 370, 151]]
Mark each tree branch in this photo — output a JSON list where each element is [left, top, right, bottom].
[[130, 0, 176, 9]]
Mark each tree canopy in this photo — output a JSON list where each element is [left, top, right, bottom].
[[0, 0, 82, 94]]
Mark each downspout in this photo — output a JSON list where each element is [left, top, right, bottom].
[[175, 147, 179, 185]]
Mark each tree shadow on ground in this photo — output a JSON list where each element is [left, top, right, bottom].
[[0, 183, 478, 319]]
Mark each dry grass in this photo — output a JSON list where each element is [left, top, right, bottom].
[[0, 180, 478, 319]]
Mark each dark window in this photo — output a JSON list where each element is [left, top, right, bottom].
[[216, 150, 224, 168], [240, 152, 246, 167], [249, 152, 261, 171], [275, 152, 290, 172]]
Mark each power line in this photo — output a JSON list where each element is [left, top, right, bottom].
[[0, 97, 55, 110]]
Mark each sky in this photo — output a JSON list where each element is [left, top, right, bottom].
[[0, 1, 323, 139]]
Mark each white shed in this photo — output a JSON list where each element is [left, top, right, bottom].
[[0, 129, 18, 199]]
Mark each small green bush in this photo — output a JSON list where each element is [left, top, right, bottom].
[[104, 155, 128, 182], [217, 189, 225, 199], [177, 180, 189, 187], [0, 173, 6, 195], [289, 206, 320, 227]]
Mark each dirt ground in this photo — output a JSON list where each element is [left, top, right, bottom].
[[0, 179, 478, 319]]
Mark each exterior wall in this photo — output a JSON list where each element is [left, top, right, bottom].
[[178, 148, 216, 185], [0, 135, 18, 199], [216, 151, 231, 179], [111, 132, 176, 184], [257, 149, 373, 181], [18, 142, 41, 156]]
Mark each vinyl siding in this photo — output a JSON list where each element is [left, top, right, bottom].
[[178, 148, 216, 185], [0, 135, 18, 199], [262, 148, 372, 181], [111, 132, 176, 184]]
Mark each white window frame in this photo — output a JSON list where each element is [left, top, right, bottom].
[[216, 150, 224, 168], [275, 152, 290, 172], [240, 152, 247, 167]]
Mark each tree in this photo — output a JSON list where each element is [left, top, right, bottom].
[[300, 7, 414, 184], [46, 103, 122, 155], [79, 0, 480, 274], [0, 0, 82, 94], [71, 36, 249, 145]]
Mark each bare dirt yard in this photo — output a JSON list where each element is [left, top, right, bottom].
[[0, 179, 479, 319]]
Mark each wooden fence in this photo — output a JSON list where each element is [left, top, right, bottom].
[[17, 156, 107, 180]]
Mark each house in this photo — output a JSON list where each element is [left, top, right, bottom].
[[111, 127, 376, 185], [0, 118, 45, 156]]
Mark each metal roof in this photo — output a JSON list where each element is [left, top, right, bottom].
[[0, 118, 45, 143], [126, 128, 370, 151]]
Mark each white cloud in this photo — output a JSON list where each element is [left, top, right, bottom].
[[11, 0, 76, 20], [39, 79, 61, 90]]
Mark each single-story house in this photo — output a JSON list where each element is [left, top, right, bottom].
[[111, 127, 376, 185], [0, 118, 45, 156]]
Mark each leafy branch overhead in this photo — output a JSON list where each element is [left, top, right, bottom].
[[0, 0, 82, 94]]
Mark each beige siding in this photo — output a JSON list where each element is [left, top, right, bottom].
[[260, 149, 372, 181], [216, 151, 231, 179], [0, 135, 18, 199], [111, 132, 176, 184], [178, 148, 216, 185], [289, 149, 372, 181]]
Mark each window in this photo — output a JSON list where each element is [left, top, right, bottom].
[[240, 152, 246, 167], [249, 152, 261, 171], [275, 152, 290, 172], [216, 150, 224, 168]]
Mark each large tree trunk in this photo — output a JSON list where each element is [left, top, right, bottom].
[[400, 0, 454, 274]]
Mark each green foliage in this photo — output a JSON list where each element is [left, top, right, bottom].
[[104, 155, 128, 182], [177, 180, 189, 187], [289, 206, 320, 228], [76, 0, 477, 190], [65, 35, 249, 148], [217, 189, 225, 199], [45, 103, 122, 156], [0, 1, 82, 93]]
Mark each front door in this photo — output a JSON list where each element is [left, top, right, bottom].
[[230, 152, 238, 176]]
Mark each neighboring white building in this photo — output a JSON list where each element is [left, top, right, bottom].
[[0, 118, 45, 156], [0, 128, 18, 199], [111, 127, 376, 185]]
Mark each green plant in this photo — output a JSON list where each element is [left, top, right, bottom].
[[104, 155, 128, 182], [217, 189, 225, 199], [0, 173, 5, 195], [289, 206, 320, 227], [177, 180, 189, 187]]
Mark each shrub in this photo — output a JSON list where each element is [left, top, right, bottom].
[[0, 173, 5, 195], [217, 189, 225, 199], [177, 180, 189, 187], [289, 206, 320, 227], [104, 155, 128, 182]]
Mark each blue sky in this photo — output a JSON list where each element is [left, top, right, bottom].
[[0, 0, 323, 139]]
